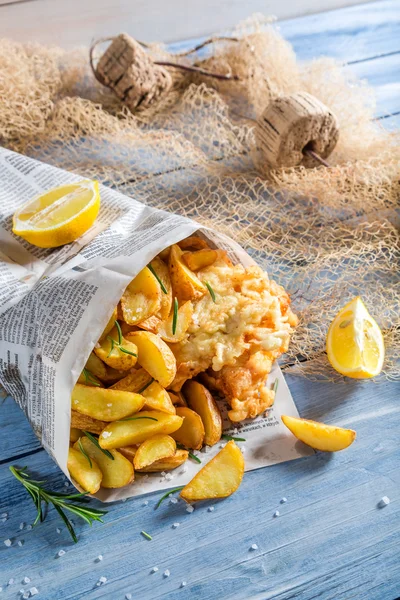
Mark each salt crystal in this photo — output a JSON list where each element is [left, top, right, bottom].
[[378, 496, 390, 508], [57, 549, 66, 557], [240, 446, 246, 453], [22, 593, 30, 599], [172, 522, 180, 529], [4, 539, 12, 547], [27, 525, 32, 531], [99, 577, 107, 584], [0, 587, 2, 592], [170, 498, 178, 504], [23, 577, 31, 584], [219, 443, 226, 449], [160, 472, 166, 477], [233, 428, 238, 434], [163, 569, 170, 578], [19, 590, 25, 595], [280, 497, 287, 504], [142, 500, 148, 506], [273, 510, 280, 518], [180, 581, 187, 588], [125, 594, 132, 600], [208, 506, 214, 512], [18, 540, 24, 547], [151, 567, 159, 573], [1, 512, 8, 518], [107, 403, 112, 407], [30, 588, 39, 596], [64, 482, 69, 487], [250, 544, 258, 551], [102, 431, 112, 439], [165, 473, 173, 481], [96, 555, 103, 562], [1, 518, 7, 523], [180, 466, 188, 474], [186, 505, 194, 514], [19, 523, 25, 530], [56, 528, 61, 534], [8, 578, 14, 585]]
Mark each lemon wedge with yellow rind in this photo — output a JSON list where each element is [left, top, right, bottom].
[[326, 296, 384, 378], [12, 180, 100, 248]]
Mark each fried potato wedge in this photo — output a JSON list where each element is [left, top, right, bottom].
[[150, 256, 172, 320], [137, 314, 161, 334], [70, 427, 82, 443], [71, 410, 108, 435], [168, 391, 188, 407], [180, 441, 244, 502], [71, 384, 145, 421], [171, 406, 205, 450], [183, 381, 222, 446], [178, 236, 209, 251], [182, 249, 219, 271], [134, 435, 176, 470], [137, 449, 189, 472], [85, 352, 126, 383], [142, 381, 176, 414], [67, 447, 102, 494], [99, 411, 183, 449], [121, 267, 162, 325], [75, 437, 134, 488], [100, 306, 118, 339], [77, 369, 104, 387], [110, 367, 153, 393], [94, 325, 138, 371], [169, 244, 206, 303], [158, 301, 193, 343], [125, 330, 176, 387], [118, 445, 139, 461], [281, 415, 356, 452]]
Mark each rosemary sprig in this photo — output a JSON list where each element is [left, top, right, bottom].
[[115, 319, 123, 344], [138, 378, 154, 394], [155, 486, 185, 509], [10, 466, 107, 544], [78, 438, 92, 468], [83, 431, 114, 460], [82, 368, 101, 387], [106, 321, 137, 358], [273, 378, 279, 394], [221, 434, 246, 442], [205, 281, 216, 303], [148, 264, 167, 294], [141, 530, 153, 540], [176, 443, 201, 464], [172, 297, 179, 335], [119, 416, 158, 422]]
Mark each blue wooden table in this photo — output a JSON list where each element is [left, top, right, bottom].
[[1, 2, 399, 599]]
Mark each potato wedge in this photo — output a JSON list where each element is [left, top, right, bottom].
[[158, 301, 193, 343], [77, 369, 104, 387], [169, 244, 206, 303], [110, 368, 153, 393], [134, 435, 176, 470], [94, 325, 138, 371], [142, 381, 176, 414], [100, 306, 118, 339], [168, 391, 188, 407], [180, 441, 244, 502], [137, 314, 161, 334], [121, 267, 162, 325], [67, 447, 102, 494], [125, 330, 176, 387], [178, 236, 209, 251], [71, 384, 145, 421], [183, 381, 222, 446], [99, 411, 183, 449], [149, 257, 172, 320], [70, 427, 82, 443], [281, 415, 356, 452], [71, 410, 108, 435], [85, 351, 126, 383], [137, 449, 189, 472], [118, 445, 139, 461], [171, 406, 205, 450], [182, 249, 219, 271], [75, 437, 134, 488]]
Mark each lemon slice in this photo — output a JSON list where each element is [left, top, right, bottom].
[[326, 296, 384, 378], [12, 180, 100, 248]]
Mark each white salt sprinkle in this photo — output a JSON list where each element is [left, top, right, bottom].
[[19, 590, 25, 595], [186, 505, 194, 514], [280, 497, 287, 504], [57, 549, 66, 557], [378, 496, 390, 508], [56, 528, 61, 534], [30, 588, 39, 596], [160, 472, 166, 477], [1, 512, 8, 518], [180, 581, 187, 588], [23, 577, 31, 584], [0, 587, 2, 592], [107, 403, 112, 407], [96, 576, 107, 586], [27, 525, 33, 531], [165, 473, 173, 481], [142, 501, 149, 506], [163, 569, 170, 578], [64, 482, 69, 487], [125, 594, 132, 600], [250, 544, 258, 551], [151, 567, 159, 573], [101, 431, 112, 439], [1, 518, 7, 523], [19, 523, 25, 530], [208, 506, 214, 512], [96, 555, 103, 562], [180, 466, 188, 474], [18, 540, 24, 547], [240, 446, 246, 453], [273, 510, 280, 518], [22, 593, 30, 599], [172, 522, 180, 529], [4, 539, 12, 547], [233, 428, 238, 434], [8, 578, 15, 585], [170, 497, 178, 504]]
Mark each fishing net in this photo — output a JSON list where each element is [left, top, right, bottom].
[[0, 15, 399, 381]]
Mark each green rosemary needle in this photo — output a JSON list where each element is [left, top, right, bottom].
[[205, 281, 216, 303], [141, 530, 153, 540], [148, 264, 168, 294], [172, 297, 179, 335], [155, 486, 185, 509], [82, 368, 101, 387], [83, 431, 114, 460], [273, 378, 279, 394], [10, 466, 107, 544], [221, 434, 246, 442], [119, 416, 158, 422], [176, 443, 201, 464], [138, 378, 154, 394], [77, 438, 92, 468], [114, 319, 123, 344]]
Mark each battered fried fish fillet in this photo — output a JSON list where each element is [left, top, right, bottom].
[[169, 260, 297, 421]]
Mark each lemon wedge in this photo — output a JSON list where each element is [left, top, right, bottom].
[[12, 180, 100, 248], [326, 296, 384, 378]]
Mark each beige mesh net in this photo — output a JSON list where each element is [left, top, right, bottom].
[[0, 16, 399, 381]]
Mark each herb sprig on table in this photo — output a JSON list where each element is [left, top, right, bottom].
[[10, 466, 107, 543]]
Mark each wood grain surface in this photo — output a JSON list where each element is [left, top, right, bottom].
[[0, 1, 399, 599]]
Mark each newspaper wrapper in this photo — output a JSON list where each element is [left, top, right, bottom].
[[0, 147, 312, 502]]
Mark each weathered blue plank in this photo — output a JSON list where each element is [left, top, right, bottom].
[[0, 397, 41, 463]]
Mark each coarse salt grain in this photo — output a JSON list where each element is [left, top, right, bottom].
[[142, 501, 149, 506], [30, 587, 39, 596], [186, 505, 194, 514], [165, 473, 173, 481], [1, 512, 8, 518], [240, 446, 246, 453], [180, 466, 188, 474], [163, 570, 170, 578], [102, 431, 112, 438], [96, 555, 103, 562], [180, 581, 187, 588], [170, 498, 178, 504], [280, 497, 287, 504], [23, 577, 31, 584], [56, 528, 61, 534], [27, 525, 32, 531], [4, 539, 12, 547], [19, 523, 25, 530], [172, 523, 180, 529], [250, 544, 258, 551], [273, 511, 280, 518], [64, 482, 69, 487], [160, 472, 166, 477], [57, 549, 66, 557], [378, 496, 390, 508], [151, 567, 158, 573], [96, 576, 107, 586], [22, 593, 30, 599], [208, 506, 214, 512], [8, 578, 14, 585], [1, 518, 7, 523], [125, 594, 132, 600], [18, 540, 24, 547]]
